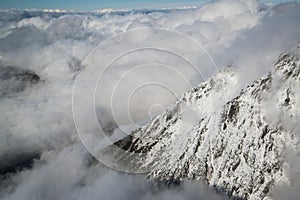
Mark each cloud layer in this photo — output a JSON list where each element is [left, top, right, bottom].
[[0, 0, 300, 199]]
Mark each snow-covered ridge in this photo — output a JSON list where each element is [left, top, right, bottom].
[[0, 6, 198, 14], [104, 45, 300, 200]]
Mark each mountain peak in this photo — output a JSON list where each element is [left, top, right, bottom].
[[104, 45, 300, 199], [273, 45, 300, 80]]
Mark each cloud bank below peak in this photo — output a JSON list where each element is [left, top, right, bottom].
[[0, 0, 300, 199]]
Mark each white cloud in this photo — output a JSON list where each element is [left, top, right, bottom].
[[0, 0, 300, 199]]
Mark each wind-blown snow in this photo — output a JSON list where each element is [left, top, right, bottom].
[[108, 46, 300, 199]]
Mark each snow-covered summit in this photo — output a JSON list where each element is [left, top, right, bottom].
[[104, 45, 300, 199]]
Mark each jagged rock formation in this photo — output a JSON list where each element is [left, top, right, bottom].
[[0, 65, 40, 98], [0, 151, 40, 175], [104, 45, 300, 199]]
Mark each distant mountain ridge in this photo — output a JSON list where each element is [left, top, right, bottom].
[[104, 44, 300, 199]]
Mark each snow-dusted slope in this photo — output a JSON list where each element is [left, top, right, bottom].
[[104, 45, 300, 199]]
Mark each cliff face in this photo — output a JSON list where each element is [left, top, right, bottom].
[[104, 45, 300, 199]]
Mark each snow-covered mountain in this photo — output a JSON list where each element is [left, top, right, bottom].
[[104, 45, 300, 200]]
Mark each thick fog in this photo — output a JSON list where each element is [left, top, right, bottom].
[[0, 0, 300, 199]]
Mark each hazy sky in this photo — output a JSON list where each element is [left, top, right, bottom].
[[0, 0, 298, 10]]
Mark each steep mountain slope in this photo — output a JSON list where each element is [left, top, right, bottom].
[[104, 45, 300, 199]]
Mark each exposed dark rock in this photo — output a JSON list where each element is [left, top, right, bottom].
[[0, 65, 41, 97], [0, 151, 40, 175]]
